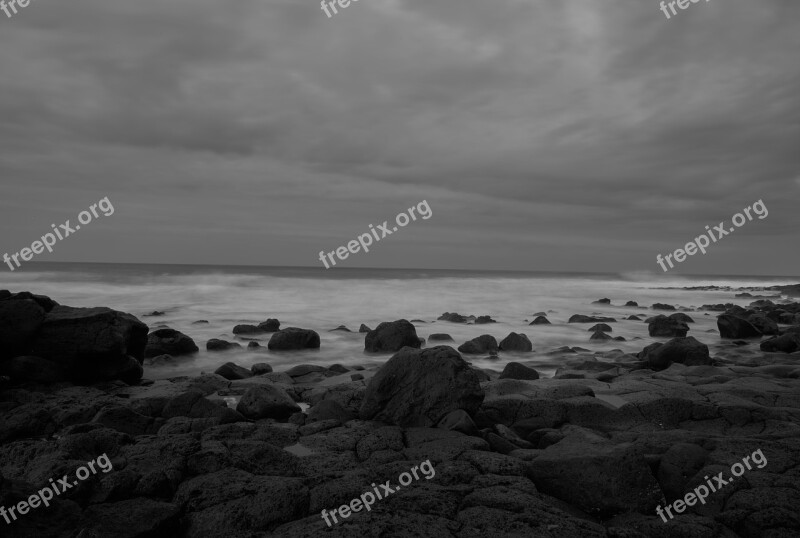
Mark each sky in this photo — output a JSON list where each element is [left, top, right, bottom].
[[0, 0, 798, 276]]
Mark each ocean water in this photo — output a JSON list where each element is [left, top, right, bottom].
[[2, 263, 797, 379]]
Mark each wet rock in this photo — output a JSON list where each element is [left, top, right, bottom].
[[81, 498, 182, 538], [625, 301, 639, 307], [437, 409, 479, 436], [458, 335, 499, 355], [214, 362, 253, 380], [498, 362, 539, 380], [590, 331, 612, 341], [258, 319, 280, 332], [717, 314, 762, 339], [498, 332, 532, 352], [251, 363, 273, 375], [760, 333, 800, 353], [329, 325, 351, 332], [529, 316, 551, 325], [145, 328, 199, 358], [285, 364, 326, 377], [648, 315, 689, 337], [0, 298, 46, 360], [588, 323, 612, 332], [639, 336, 711, 370], [429, 333, 454, 342], [206, 339, 242, 352], [569, 315, 616, 323], [268, 328, 321, 350], [364, 320, 420, 353], [360, 345, 484, 427], [236, 385, 301, 420], [0, 355, 66, 383], [232, 324, 265, 335], [358, 324, 371, 333], [306, 399, 354, 424], [475, 315, 497, 324], [746, 312, 779, 335], [438, 312, 469, 323], [652, 303, 676, 310], [668, 313, 695, 324], [247, 341, 263, 350], [350, 373, 364, 381]]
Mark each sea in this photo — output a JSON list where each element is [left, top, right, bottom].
[[2, 262, 797, 380]]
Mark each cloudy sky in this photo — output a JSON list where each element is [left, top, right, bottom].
[[1, 0, 798, 276]]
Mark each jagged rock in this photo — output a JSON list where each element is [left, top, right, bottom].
[[358, 324, 371, 333], [717, 314, 762, 339]]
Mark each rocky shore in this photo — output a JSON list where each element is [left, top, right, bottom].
[[1, 290, 800, 537]]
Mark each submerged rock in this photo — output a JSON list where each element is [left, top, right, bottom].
[[458, 335, 499, 355], [268, 328, 321, 350], [498, 332, 532, 352]]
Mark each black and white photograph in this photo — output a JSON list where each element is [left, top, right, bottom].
[[1, 0, 799, 536]]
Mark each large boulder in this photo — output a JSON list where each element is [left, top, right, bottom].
[[639, 336, 710, 370], [760, 333, 800, 353], [668, 313, 694, 324], [588, 323, 612, 333], [236, 385, 300, 420], [232, 324, 265, 335], [206, 339, 242, 351], [0, 296, 47, 360], [268, 328, 320, 350], [258, 319, 280, 332], [498, 332, 532, 352], [214, 362, 253, 380], [144, 328, 199, 358], [364, 320, 420, 353], [746, 313, 779, 335], [0, 355, 66, 383], [359, 345, 484, 427], [498, 362, 539, 380], [648, 315, 689, 337], [27, 305, 148, 383], [717, 314, 762, 339], [458, 334, 499, 355]]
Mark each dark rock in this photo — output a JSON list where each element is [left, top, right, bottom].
[[429, 333, 454, 342], [214, 362, 253, 380], [233, 324, 265, 335], [668, 313, 695, 323], [717, 314, 762, 339], [639, 336, 710, 370], [652, 303, 676, 310], [144, 310, 165, 316], [411, 319, 427, 323], [568, 315, 616, 323], [258, 319, 280, 332], [27, 305, 148, 384], [747, 312, 779, 335], [350, 373, 364, 381], [236, 385, 300, 420], [657, 443, 708, 501], [592, 298, 611, 304], [437, 409, 479, 435], [590, 331, 611, 341], [329, 325, 351, 332], [268, 328, 320, 350], [458, 334, 499, 354], [251, 363, 272, 375], [360, 345, 484, 427], [192, 320, 209, 324], [625, 301, 638, 307], [247, 341, 262, 349], [145, 328, 199, 358], [499, 332, 532, 352], [327, 364, 349, 375], [0, 297, 46, 360], [588, 323, 612, 332], [0, 355, 65, 383], [307, 399, 354, 423], [498, 362, 539, 380], [2, 291, 58, 311], [438, 312, 469, 323], [760, 333, 800, 353], [206, 339, 242, 351], [475, 315, 497, 324], [81, 498, 181, 537], [529, 316, 551, 325], [648, 315, 689, 337], [358, 324, 371, 333], [626, 315, 642, 320], [364, 319, 420, 353]]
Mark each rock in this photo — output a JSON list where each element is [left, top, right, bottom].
[[593, 298, 611, 304], [569, 315, 616, 323], [0, 355, 66, 383], [458, 335, 499, 354], [350, 373, 364, 381], [268, 328, 320, 350], [668, 313, 695, 323], [590, 331, 611, 341], [192, 320, 209, 324], [656, 443, 708, 501], [529, 316, 551, 325], [639, 336, 710, 370], [498, 362, 539, 380], [306, 399, 354, 423], [652, 303, 676, 310], [285, 364, 326, 377], [437, 409, 479, 435], [746, 312, 779, 335], [0, 296, 47, 360], [717, 314, 762, 339], [438, 312, 469, 323], [236, 385, 300, 420], [626, 315, 642, 320], [251, 363, 273, 375], [144, 310, 165, 316], [364, 319, 420, 353], [247, 341, 262, 349], [358, 324, 371, 333], [27, 305, 148, 384], [588, 323, 612, 332], [206, 339, 242, 351], [257, 318, 280, 332], [625, 301, 638, 307], [428, 333, 454, 342], [498, 332, 532, 352], [81, 498, 181, 537], [329, 325, 351, 332], [475, 315, 497, 324], [233, 324, 265, 335], [760, 333, 800, 353], [144, 328, 199, 358], [214, 362, 253, 380], [360, 345, 484, 427], [648, 315, 689, 337], [327, 364, 349, 374]]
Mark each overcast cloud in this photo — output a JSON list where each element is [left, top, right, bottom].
[[1, 0, 798, 275]]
